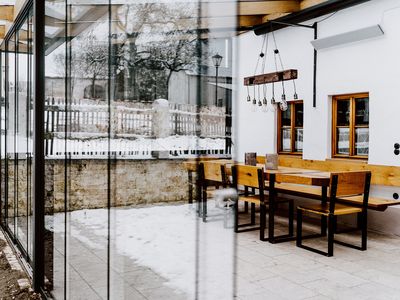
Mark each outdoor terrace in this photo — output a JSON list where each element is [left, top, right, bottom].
[[48, 201, 400, 300]]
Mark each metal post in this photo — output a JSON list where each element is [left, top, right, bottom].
[[313, 22, 318, 108], [33, 0, 45, 292], [215, 66, 219, 106]]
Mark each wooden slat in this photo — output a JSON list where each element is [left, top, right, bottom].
[[299, 203, 362, 216], [234, 165, 262, 188], [338, 195, 400, 210], [239, 15, 263, 27], [275, 172, 330, 186], [332, 171, 368, 197], [203, 161, 224, 182], [0, 25, 5, 39], [0, 5, 14, 22], [244, 69, 298, 86], [239, 1, 300, 16], [239, 195, 261, 205], [278, 155, 400, 187], [261, 13, 291, 23], [274, 182, 323, 197], [300, 0, 328, 10]]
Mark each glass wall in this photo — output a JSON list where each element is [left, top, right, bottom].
[[1, 0, 237, 298], [1, 7, 34, 262]]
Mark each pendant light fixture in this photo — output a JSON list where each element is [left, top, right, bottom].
[[244, 25, 299, 112]]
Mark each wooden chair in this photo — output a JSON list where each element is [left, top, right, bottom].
[[231, 165, 294, 240], [198, 162, 228, 222], [296, 171, 372, 257]]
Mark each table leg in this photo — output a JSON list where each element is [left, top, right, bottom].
[[268, 174, 276, 243], [321, 186, 328, 236], [188, 170, 193, 204]]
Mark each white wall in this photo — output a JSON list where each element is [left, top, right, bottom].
[[234, 0, 400, 234]]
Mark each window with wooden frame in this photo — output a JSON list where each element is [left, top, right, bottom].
[[332, 93, 369, 158], [277, 101, 303, 154]]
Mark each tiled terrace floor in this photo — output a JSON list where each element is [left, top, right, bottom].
[[47, 202, 400, 300]]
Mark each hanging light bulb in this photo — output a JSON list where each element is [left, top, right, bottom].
[[262, 97, 268, 113], [251, 97, 258, 112], [292, 79, 298, 100], [280, 99, 288, 111], [270, 96, 277, 112], [247, 95, 251, 102]]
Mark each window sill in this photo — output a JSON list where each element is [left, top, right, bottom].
[[278, 152, 303, 156], [328, 157, 368, 164]]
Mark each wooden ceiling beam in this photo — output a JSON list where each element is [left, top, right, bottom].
[[0, 5, 14, 22], [0, 25, 5, 39], [239, 15, 263, 27], [300, 0, 329, 10], [239, 1, 300, 16], [261, 13, 291, 23]]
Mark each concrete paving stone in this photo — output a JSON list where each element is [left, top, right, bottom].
[[304, 278, 369, 300], [354, 268, 400, 290], [139, 286, 189, 300], [267, 264, 326, 285], [255, 276, 317, 300], [97, 283, 147, 300], [65, 282, 103, 300], [125, 269, 168, 291]]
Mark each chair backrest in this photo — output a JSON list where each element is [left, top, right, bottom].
[[231, 164, 264, 189], [201, 161, 226, 183], [330, 171, 371, 197]]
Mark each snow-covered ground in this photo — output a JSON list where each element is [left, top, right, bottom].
[[51, 202, 236, 299]]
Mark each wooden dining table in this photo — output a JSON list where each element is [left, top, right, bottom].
[[184, 159, 333, 243]]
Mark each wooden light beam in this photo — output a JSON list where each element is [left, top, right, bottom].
[[244, 69, 298, 86]]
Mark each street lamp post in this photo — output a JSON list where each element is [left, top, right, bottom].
[[211, 53, 231, 154], [212, 53, 223, 106]]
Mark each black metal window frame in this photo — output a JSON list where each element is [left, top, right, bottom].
[[0, 0, 46, 295]]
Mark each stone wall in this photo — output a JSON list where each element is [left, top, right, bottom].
[[3, 159, 189, 215]]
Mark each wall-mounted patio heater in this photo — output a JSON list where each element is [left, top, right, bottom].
[[310, 24, 384, 50]]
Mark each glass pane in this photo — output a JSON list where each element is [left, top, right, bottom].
[[16, 19, 29, 252], [295, 128, 303, 152], [336, 127, 350, 155], [356, 128, 369, 155], [281, 128, 291, 152], [336, 100, 350, 126], [281, 107, 291, 126], [355, 97, 369, 126], [294, 103, 303, 127], [7, 33, 16, 235]]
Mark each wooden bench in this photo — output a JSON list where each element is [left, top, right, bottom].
[[268, 178, 400, 211], [255, 155, 400, 211]]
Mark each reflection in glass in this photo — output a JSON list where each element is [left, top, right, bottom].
[[355, 97, 369, 125], [295, 128, 303, 152], [356, 128, 369, 155], [294, 103, 303, 127], [281, 108, 291, 126], [336, 100, 350, 126], [282, 128, 291, 152], [337, 128, 350, 155]]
